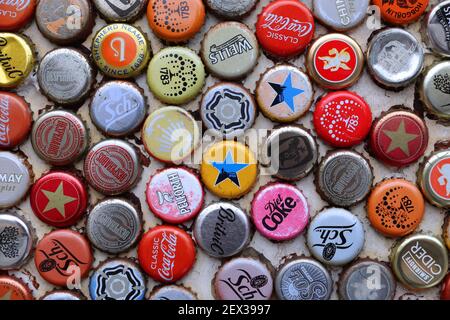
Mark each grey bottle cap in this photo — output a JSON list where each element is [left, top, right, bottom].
[[0, 152, 31, 209], [367, 28, 424, 89], [42, 290, 83, 300], [421, 61, 450, 120], [37, 48, 95, 106], [193, 202, 251, 258], [90, 81, 147, 137], [338, 259, 396, 300], [262, 126, 318, 181], [86, 199, 142, 254], [206, 0, 257, 19], [427, 1, 450, 57], [93, 0, 147, 22], [0, 213, 34, 270], [149, 285, 197, 300], [275, 257, 332, 300], [316, 150, 373, 207], [200, 83, 256, 139], [313, 0, 369, 31]]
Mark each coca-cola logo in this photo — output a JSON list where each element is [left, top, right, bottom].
[[0, 0, 31, 11], [261, 13, 313, 37], [262, 194, 297, 231], [155, 231, 177, 282], [0, 96, 10, 146]]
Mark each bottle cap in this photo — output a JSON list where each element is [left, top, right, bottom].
[[0, 0, 36, 31], [255, 0, 314, 58], [193, 202, 251, 258], [369, 110, 428, 167], [367, 178, 425, 237], [205, 0, 257, 20], [89, 258, 146, 300], [200, 141, 258, 199], [0, 33, 35, 88], [0, 92, 32, 150], [442, 273, 450, 300], [367, 28, 424, 89], [41, 290, 85, 300], [147, 47, 205, 105], [37, 48, 95, 106], [314, 91, 372, 147], [373, 0, 428, 25], [0, 275, 33, 300], [34, 229, 93, 287], [251, 183, 309, 242], [201, 22, 259, 80], [141, 107, 200, 163], [84, 139, 142, 195], [390, 234, 448, 290], [256, 65, 314, 123], [146, 167, 204, 224], [0, 213, 34, 270], [316, 150, 373, 207], [86, 198, 142, 254], [93, 0, 147, 22], [213, 257, 273, 300], [30, 171, 88, 228], [90, 81, 147, 137], [149, 285, 197, 300], [338, 259, 396, 300], [0, 152, 32, 209], [427, 1, 450, 57], [421, 61, 450, 120], [92, 23, 151, 79], [262, 126, 318, 181], [138, 225, 196, 283], [35, 0, 95, 45], [306, 34, 364, 90], [313, 0, 369, 31], [147, 0, 205, 42], [307, 208, 365, 266], [275, 257, 332, 300], [200, 82, 256, 138], [31, 110, 89, 166]]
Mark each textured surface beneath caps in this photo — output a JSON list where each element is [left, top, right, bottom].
[[7, 0, 447, 300]]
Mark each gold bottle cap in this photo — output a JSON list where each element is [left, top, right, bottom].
[[390, 234, 448, 290], [0, 33, 34, 88]]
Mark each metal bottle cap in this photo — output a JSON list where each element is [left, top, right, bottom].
[[262, 126, 318, 181], [275, 257, 332, 300], [444, 215, 450, 251], [193, 202, 251, 258], [367, 28, 424, 89], [93, 0, 147, 22], [37, 48, 95, 106], [206, 0, 257, 19], [0, 92, 32, 150], [31, 110, 89, 166], [338, 259, 396, 300], [0, 152, 31, 209], [89, 258, 146, 300], [316, 150, 373, 207], [313, 0, 369, 31], [421, 61, 450, 120], [0, 213, 33, 270], [87, 198, 142, 254], [390, 234, 449, 290], [41, 290, 84, 300], [0, 275, 33, 300], [427, 1, 450, 57], [90, 81, 147, 137], [201, 82, 256, 139], [149, 285, 197, 300]]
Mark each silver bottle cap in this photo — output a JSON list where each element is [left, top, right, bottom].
[[427, 0, 450, 57], [149, 285, 197, 300], [193, 202, 251, 258], [421, 61, 450, 120], [313, 0, 369, 31], [205, 0, 257, 19], [0, 152, 31, 209], [93, 0, 147, 22]]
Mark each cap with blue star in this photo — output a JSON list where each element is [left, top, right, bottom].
[[211, 151, 249, 187], [269, 73, 304, 112]]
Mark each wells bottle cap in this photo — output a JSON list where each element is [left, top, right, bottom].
[[306, 34, 364, 90], [193, 202, 251, 258], [200, 141, 258, 199], [421, 61, 450, 120], [0, 92, 32, 150], [367, 178, 425, 237], [427, 1, 450, 57], [0, 33, 34, 88], [390, 234, 448, 290], [147, 0, 205, 42], [205, 0, 257, 20], [214, 257, 273, 300], [0, 275, 33, 300], [373, 0, 428, 25], [201, 22, 259, 80], [0, 0, 36, 31], [0, 152, 32, 209], [138, 225, 196, 283], [256, 0, 315, 59], [313, 0, 369, 31], [93, 0, 148, 22], [149, 285, 197, 300], [30, 171, 88, 228], [92, 23, 151, 79], [147, 47, 205, 105]]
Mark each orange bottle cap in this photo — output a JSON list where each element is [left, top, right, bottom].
[[373, 0, 429, 25]]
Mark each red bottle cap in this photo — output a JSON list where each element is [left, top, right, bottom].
[[34, 229, 93, 287], [256, 0, 314, 58], [0, 276, 33, 300], [370, 110, 428, 167], [442, 273, 450, 300], [138, 225, 196, 283], [0, 0, 36, 31], [314, 91, 372, 147], [30, 171, 88, 227], [0, 92, 32, 150]]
